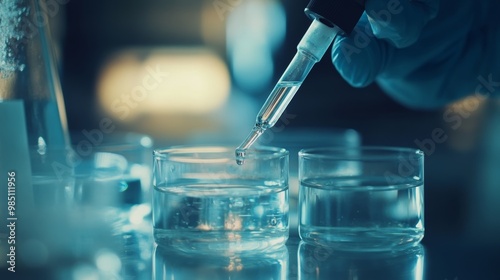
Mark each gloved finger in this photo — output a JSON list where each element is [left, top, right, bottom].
[[331, 5, 443, 89], [365, 0, 440, 48], [331, 14, 389, 87]]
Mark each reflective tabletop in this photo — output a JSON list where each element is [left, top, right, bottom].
[[3, 228, 500, 280]]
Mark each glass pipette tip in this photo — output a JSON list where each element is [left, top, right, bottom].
[[235, 125, 265, 165]]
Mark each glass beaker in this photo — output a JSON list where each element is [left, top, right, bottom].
[[299, 147, 424, 251], [153, 145, 289, 254]]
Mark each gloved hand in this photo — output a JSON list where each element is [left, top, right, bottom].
[[331, 0, 500, 109]]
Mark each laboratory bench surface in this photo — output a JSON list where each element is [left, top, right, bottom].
[[2, 229, 500, 280]]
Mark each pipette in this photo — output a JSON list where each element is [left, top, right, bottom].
[[235, 0, 364, 164]]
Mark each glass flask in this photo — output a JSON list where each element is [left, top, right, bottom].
[[0, 0, 71, 263], [0, 0, 69, 150]]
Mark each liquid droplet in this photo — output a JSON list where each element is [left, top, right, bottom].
[[235, 148, 246, 165]]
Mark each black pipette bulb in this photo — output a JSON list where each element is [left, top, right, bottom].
[[305, 0, 365, 34]]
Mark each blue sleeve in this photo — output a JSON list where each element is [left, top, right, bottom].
[[331, 0, 500, 109]]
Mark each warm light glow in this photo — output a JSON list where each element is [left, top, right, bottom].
[[0, 74, 15, 100], [224, 213, 243, 230], [226, 256, 243, 272], [97, 48, 230, 121], [445, 94, 487, 151]]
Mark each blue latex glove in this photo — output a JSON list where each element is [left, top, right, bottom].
[[331, 0, 500, 109]]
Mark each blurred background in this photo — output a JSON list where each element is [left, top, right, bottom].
[[52, 0, 499, 244]]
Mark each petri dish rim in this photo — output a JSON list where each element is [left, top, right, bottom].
[[299, 146, 424, 161], [154, 145, 289, 163]]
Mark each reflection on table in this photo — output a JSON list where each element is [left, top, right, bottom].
[[297, 242, 424, 280], [153, 245, 289, 280]]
